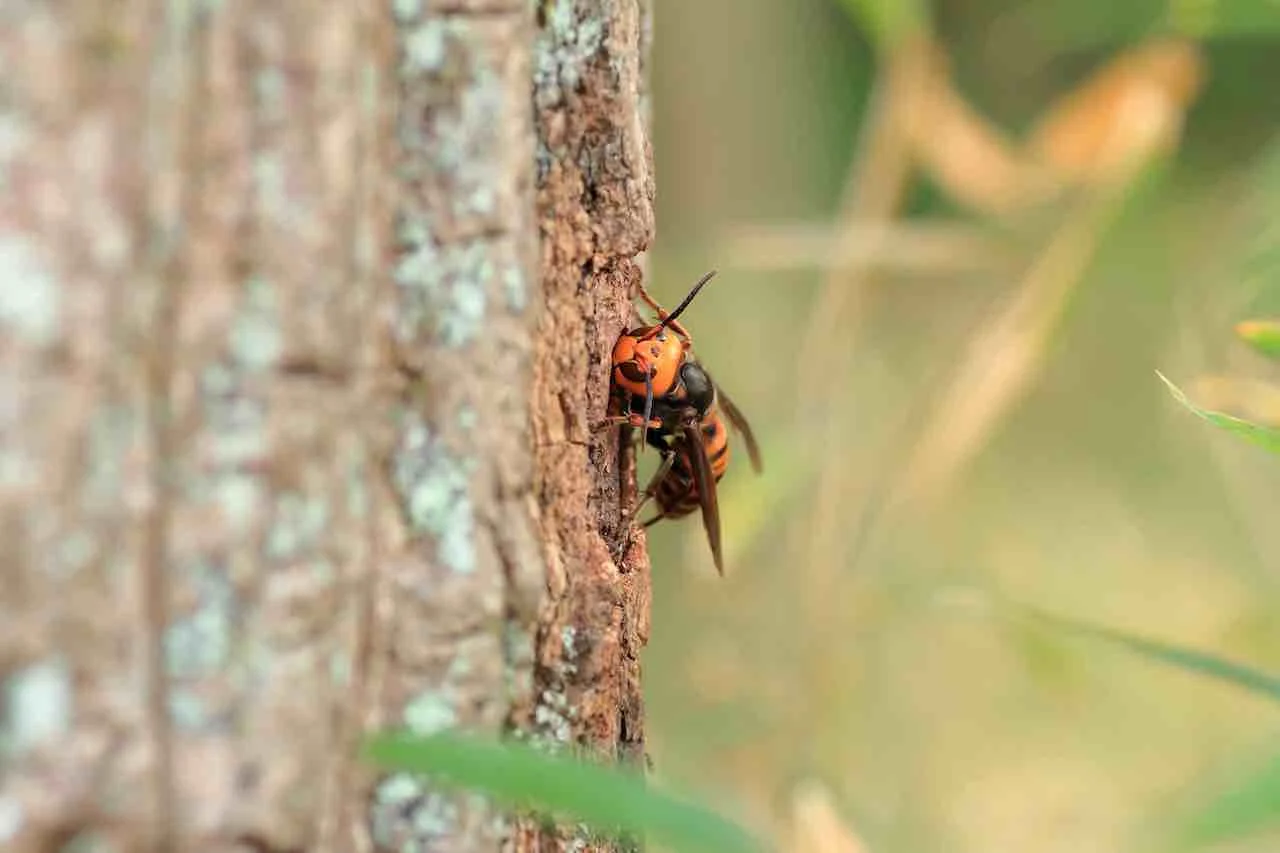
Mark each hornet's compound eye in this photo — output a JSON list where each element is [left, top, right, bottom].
[[618, 362, 648, 383]]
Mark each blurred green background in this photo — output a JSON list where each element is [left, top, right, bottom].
[[639, 1, 1280, 850]]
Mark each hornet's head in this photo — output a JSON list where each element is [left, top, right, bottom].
[[609, 269, 719, 447], [611, 326, 685, 400]]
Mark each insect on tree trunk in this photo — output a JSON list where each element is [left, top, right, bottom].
[[1, 1, 654, 851]]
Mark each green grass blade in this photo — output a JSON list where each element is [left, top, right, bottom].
[[1019, 604, 1280, 703], [1157, 371, 1280, 455], [363, 731, 764, 853], [1016, 1, 1280, 52], [1177, 749, 1280, 847], [1236, 319, 1280, 359], [941, 590, 1280, 702]]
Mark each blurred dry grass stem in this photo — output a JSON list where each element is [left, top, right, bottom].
[[891, 188, 1122, 507], [782, 35, 1208, 543], [907, 36, 1204, 212], [728, 36, 1205, 272], [891, 37, 1204, 508], [785, 781, 869, 853], [790, 34, 929, 594], [1027, 37, 1204, 187], [904, 41, 1055, 215], [793, 35, 928, 381], [722, 221, 1015, 275]]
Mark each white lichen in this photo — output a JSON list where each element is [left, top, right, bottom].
[[229, 276, 283, 371], [404, 692, 458, 736], [393, 416, 476, 575], [3, 658, 73, 752], [0, 238, 60, 346], [0, 796, 21, 843], [404, 21, 447, 73]]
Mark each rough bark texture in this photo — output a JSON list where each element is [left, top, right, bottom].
[[512, 0, 656, 847], [373, 1, 544, 851], [0, 0, 651, 851], [2, 2, 399, 850]]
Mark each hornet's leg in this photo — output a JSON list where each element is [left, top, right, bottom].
[[613, 449, 675, 562], [591, 413, 663, 434], [592, 415, 632, 433], [625, 449, 675, 530]]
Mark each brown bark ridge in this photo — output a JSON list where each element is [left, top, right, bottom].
[[0, 0, 651, 851], [509, 0, 657, 849]]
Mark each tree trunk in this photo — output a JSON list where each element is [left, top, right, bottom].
[[1, 0, 652, 851]]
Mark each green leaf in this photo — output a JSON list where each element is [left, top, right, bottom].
[[1178, 749, 1280, 847], [1167, 0, 1280, 38], [1240, 140, 1280, 306], [1007, 0, 1280, 53], [835, 0, 931, 50], [363, 731, 764, 853], [1157, 370, 1280, 455], [1236, 319, 1280, 359]]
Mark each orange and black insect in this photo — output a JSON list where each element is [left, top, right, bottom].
[[629, 378, 762, 574], [607, 272, 762, 574]]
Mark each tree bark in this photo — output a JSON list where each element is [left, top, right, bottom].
[[514, 0, 656, 847], [1, 0, 652, 852]]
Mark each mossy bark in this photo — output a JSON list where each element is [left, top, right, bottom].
[[0, 1, 651, 852]]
